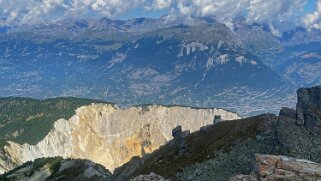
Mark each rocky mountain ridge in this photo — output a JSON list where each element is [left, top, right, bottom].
[[108, 85, 321, 180], [0, 103, 239, 175], [2, 16, 320, 116], [0, 85, 320, 180]]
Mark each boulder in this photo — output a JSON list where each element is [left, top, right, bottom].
[[213, 115, 222, 124], [255, 154, 321, 181], [296, 85, 321, 133], [279, 107, 296, 119], [172, 126, 182, 139], [230, 154, 321, 181]]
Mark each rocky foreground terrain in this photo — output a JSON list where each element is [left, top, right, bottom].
[[230, 154, 321, 181], [0, 85, 321, 180]]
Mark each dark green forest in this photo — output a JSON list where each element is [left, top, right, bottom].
[[0, 97, 107, 148]]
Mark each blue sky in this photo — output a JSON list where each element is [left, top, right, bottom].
[[305, 0, 317, 12], [118, 7, 167, 20], [124, 0, 317, 20], [0, 0, 320, 31]]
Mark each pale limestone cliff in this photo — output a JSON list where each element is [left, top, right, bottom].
[[0, 104, 240, 174]]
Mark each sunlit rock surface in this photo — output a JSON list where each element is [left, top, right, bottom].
[[0, 104, 239, 174]]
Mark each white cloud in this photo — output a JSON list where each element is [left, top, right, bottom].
[[0, 0, 146, 24], [164, 0, 307, 30], [20, 0, 66, 23], [152, 0, 172, 9], [0, 0, 320, 33], [303, 0, 321, 30]]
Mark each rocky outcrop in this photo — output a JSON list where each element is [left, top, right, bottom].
[[213, 115, 222, 124], [230, 154, 321, 181], [256, 154, 321, 180], [296, 85, 321, 133], [172, 126, 183, 139], [0, 104, 239, 174], [273, 86, 321, 167], [277, 106, 321, 164]]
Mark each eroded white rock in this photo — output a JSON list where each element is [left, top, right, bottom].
[[0, 104, 240, 174]]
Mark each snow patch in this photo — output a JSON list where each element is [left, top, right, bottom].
[[250, 60, 257, 65], [178, 42, 209, 57], [236, 56, 257, 65], [236, 56, 246, 64], [216, 54, 229, 65], [206, 57, 215, 70]]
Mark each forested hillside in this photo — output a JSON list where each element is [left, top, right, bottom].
[[0, 97, 107, 148]]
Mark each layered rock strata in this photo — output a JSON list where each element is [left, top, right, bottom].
[[230, 154, 321, 181]]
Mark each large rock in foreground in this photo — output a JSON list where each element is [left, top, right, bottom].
[[277, 107, 321, 164], [256, 154, 321, 180], [230, 154, 321, 181], [0, 104, 239, 174], [296, 85, 321, 133]]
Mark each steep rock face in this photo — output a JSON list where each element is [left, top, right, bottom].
[[277, 107, 321, 165], [230, 154, 321, 181], [0, 104, 239, 174], [296, 85, 321, 133]]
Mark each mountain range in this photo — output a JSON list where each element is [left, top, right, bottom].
[[1, 16, 321, 180], [0, 17, 321, 116]]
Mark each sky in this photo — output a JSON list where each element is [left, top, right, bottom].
[[0, 0, 320, 31]]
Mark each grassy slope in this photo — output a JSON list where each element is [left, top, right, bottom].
[[0, 157, 63, 180], [0, 156, 112, 181], [0, 97, 107, 148]]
